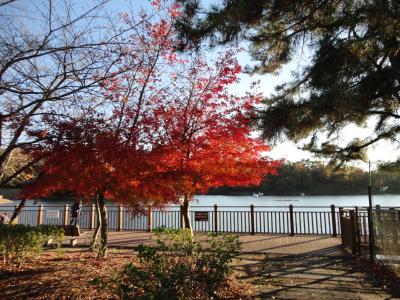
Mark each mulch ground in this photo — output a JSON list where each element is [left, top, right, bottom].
[[0, 249, 128, 299], [1, 242, 399, 299], [0, 248, 253, 300]]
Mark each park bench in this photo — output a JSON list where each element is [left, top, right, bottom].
[[63, 225, 88, 246]]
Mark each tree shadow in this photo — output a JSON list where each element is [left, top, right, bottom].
[[234, 245, 398, 299]]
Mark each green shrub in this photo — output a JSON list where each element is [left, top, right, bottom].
[[116, 227, 241, 300], [37, 224, 65, 247], [0, 224, 64, 266]]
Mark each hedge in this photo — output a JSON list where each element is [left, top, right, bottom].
[[0, 224, 64, 266]]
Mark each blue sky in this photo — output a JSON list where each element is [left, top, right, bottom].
[[11, 0, 399, 167]]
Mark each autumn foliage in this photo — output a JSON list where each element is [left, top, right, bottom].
[[156, 53, 277, 197], [20, 1, 279, 250]]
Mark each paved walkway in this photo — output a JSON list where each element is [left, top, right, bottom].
[[65, 231, 398, 299], [65, 230, 340, 253], [235, 251, 397, 299]]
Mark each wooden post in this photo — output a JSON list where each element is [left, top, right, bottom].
[[250, 205, 255, 235], [331, 204, 337, 237], [90, 203, 95, 230], [367, 207, 375, 262], [147, 207, 153, 232], [289, 205, 294, 236], [37, 204, 44, 226], [180, 205, 184, 229], [63, 204, 69, 226], [349, 210, 357, 255], [214, 204, 218, 233], [118, 205, 123, 231]]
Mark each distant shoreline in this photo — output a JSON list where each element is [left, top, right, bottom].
[[0, 187, 399, 200], [207, 191, 395, 196]]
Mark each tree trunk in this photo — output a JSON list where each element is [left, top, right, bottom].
[[98, 193, 108, 258], [89, 196, 101, 251], [9, 198, 25, 224], [182, 194, 193, 237]]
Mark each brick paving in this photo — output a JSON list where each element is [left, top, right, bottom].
[[64, 231, 398, 299]]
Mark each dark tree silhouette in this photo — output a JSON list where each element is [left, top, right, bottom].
[[175, 0, 400, 165]]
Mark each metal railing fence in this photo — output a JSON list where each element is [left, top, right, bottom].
[[0, 204, 361, 236]]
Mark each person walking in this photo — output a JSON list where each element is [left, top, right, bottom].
[[70, 200, 82, 226]]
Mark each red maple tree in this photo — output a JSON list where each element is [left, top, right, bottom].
[[152, 51, 279, 232], [21, 5, 181, 256], [22, 117, 177, 256], [21, 2, 279, 252]]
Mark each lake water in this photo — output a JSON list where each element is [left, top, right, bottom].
[[2, 194, 400, 209], [2, 194, 399, 234], [192, 194, 400, 208]]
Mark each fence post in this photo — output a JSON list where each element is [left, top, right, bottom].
[[349, 210, 357, 255], [289, 205, 294, 236], [367, 207, 375, 262], [147, 207, 153, 232], [14, 205, 19, 224], [250, 205, 255, 235], [63, 204, 69, 226], [374, 205, 381, 248], [180, 205, 184, 229], [118, 205, 123, 231], [331, 204, 337, 237], [398, 211, 400, 243], [355, 206, 361, 256], [214, 204, 218, 233], [90, 204, 95, 230], [37, 204, 44, 226], [339, 207, 344, 245], [389, 208, 398, 246]]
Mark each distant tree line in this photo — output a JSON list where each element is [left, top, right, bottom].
[[208, 161, 400, 196], [4, 158, 400, 196]]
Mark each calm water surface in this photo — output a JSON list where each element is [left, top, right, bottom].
[[2, 194, 399, 233], [2, 194, 400, 208], [192, 194, 400, 208]]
